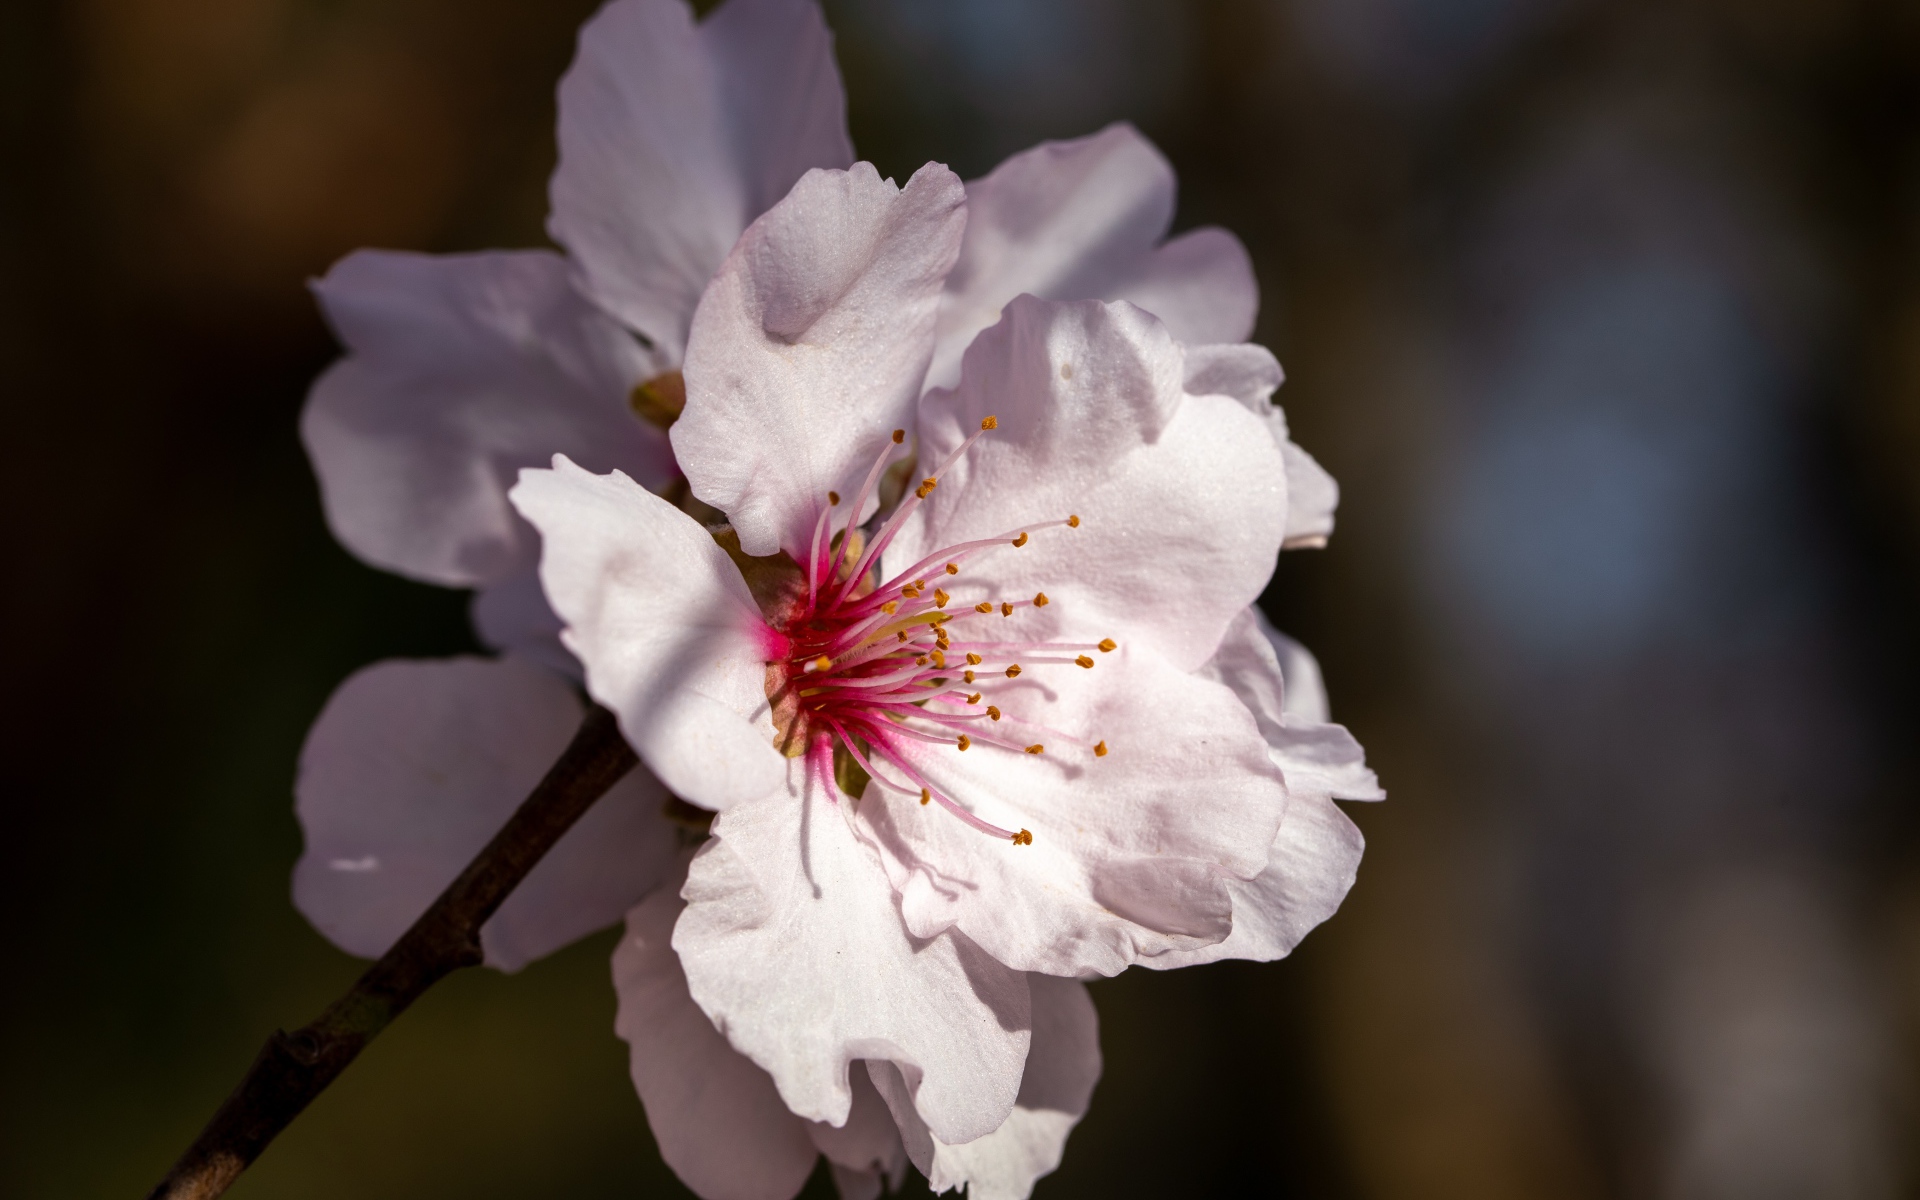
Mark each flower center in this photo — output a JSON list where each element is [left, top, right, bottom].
[[760, 418, 1114, 846]]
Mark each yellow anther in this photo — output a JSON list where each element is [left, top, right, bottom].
[[1012, 532, 1029, 547], [987, 706, 1001, 721], [963, 670, 976, 684], [897, 631, 910, 643], [1024, 744, 1044, 755], [881, 601, 898, 614], [913, 579, 927, 591], [829, 491, 841, 505], [945, 563, 959, 575], [1011, 828, 1032, 845], [981, 415, 999, 430], [1033, 592, 1049, 607], [965, 652, 982, 665], [975, 601, 993, 614], [915, 655, 929, 666], [1067, 514, 1080, 527], [957, 734, 971, 751], [1075, 655, 1094, 669], [1000, 602, 1014, 617], [892, 429, 906, 444], [812, 655, 833, 672], [916, 478, 938, 499], [1098, 638, 1117, 653], [920, 788, 931, 806], [1005, 664, 1022, 679], [934, 588, 950, 608], [1094, 741, 1109, 757], [966, 692, 982, 704], [930, 650, 946, 668]]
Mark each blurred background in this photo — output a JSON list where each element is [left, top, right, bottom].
[[5, 0, 1919, 1195]]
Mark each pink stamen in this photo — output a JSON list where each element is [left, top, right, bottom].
[[814, 430, 907, 613], [844, 723, 1024, 841], [764, 419, 1096, 847]]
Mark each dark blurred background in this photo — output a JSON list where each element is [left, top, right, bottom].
[[6, 0, 1920, 1196]]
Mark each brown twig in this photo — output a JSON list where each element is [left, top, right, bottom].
[[145, 704, 637, 1200]]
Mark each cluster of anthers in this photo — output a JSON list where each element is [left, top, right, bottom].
[[763, 417, 1117, 847]]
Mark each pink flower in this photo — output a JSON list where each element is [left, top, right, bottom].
[[502, 158, 1377, 1194], [291, 1, 1372, 1194]]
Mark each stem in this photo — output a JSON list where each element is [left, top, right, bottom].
[[145, 704, 638, 1200]]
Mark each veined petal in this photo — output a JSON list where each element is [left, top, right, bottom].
[[470, 568, 578, 680], [304, 249, 669, 588], [675, 162, 967, 558], [674, 769, 1031, 1144], [1268, 624, 1329, 721], [1180, 340, 1283, 408], [805, 1066, 910, 1195], [868, 976, 1100, 1200], [1151, 607, 1379, 968], [702, 0, 855, 218], [613, 870, 820, 1200], [856, 645, 1286, 977], [927, 123, 1258, 391], [1201, 608, 1383, 801], [894, 297, 1287, 673], [929, 124, 1172, 391], [510, 457, 785, 811], [1104, 225, 1258, 349], [1182, 342, 1338, 549], [827, 1165, 884, 1200], [1280, 438, 1339, 550], [549, 0, 852, 361], [293, 656, 676, 972], [617, 859, 915, 1200], [1144, 788, 1365, 969]]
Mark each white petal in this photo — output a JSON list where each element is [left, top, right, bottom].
[[613, 873, 820, 1200], [1200, 609, 1383, 801], [1105, 225, 1258, 349], [864, 1061, 934, 1177], [548, 0, 852, 361], [304, 249, 670, 587], [674, 767, 1032, 1144], [806, 1065, 909, 1188], [869, 976, 1100, 1200], [470, 568, 579, 681], [855, 646, 1286, 978], [827, 1165, 883, 1200], [1268, 625, 1329, 722], [1280, 438, 1339, 549], [1196, 605, 1289, 739], [929, 976, 1100, 1200], [1182, 342, 1337, 549], [293, 656, 676, 972], [927, 123, 1258, 391], [702, 0, 856, 218], [1155, 607, 1380, 968], [1146, 789, 1366, 969], [674, 162, 968, 557], [929, 123, 1173, 391], [1180, 340, 1282, 407], [894, 297, 1288, 672], [510, 457, 786, 811]]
